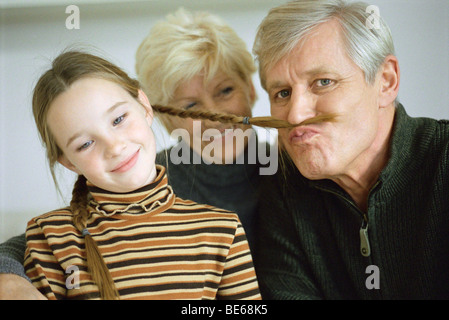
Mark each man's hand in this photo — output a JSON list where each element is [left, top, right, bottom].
[[0, 273, 47, 300]]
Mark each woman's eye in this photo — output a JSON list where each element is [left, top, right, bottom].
[[185, 102, 196, 110], [78, 140, 93, 151], [113, 114, 126, 126], [221, 86, 233, 95]]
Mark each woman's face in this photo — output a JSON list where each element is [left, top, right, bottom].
[[167, 70, 256, 163], [48, 77, 157, 193]]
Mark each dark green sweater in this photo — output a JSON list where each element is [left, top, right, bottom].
[[255, 104, 449, 299]]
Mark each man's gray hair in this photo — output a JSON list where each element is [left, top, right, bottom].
[[253, 0, 395, 89]]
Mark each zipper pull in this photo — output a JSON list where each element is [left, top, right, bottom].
[[360, 215, 371, 257]]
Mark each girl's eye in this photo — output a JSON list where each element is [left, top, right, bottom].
[[78, 140, 93, 151], [317, 79, 333, 87], [113, 114, 126, 126]]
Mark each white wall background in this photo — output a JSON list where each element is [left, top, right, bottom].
[[1, 0, 448, 242]]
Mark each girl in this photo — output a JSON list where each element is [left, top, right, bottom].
[[24, 50, 262, 300]]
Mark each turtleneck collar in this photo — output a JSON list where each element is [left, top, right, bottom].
[[86, 165, 176, 219]]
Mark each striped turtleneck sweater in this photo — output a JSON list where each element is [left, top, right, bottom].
[[24, 165, 260, 300]]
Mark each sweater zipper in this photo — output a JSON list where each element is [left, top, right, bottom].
[[360, 214, 370, 257], [314, 185, 374, 258]]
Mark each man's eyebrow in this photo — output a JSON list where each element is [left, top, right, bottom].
[[266, 80, 285, 93], [65, 101, 126, 148]]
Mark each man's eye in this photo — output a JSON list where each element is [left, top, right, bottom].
[[317, 79, 333, 87], [276, 89, 290, 99], [113, 114, 125, 126], [78, 140, 93, 151]]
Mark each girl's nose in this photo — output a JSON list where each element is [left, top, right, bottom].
[[104, 135, 126, 159]]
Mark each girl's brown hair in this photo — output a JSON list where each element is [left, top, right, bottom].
[[33, 50, 337, 299]]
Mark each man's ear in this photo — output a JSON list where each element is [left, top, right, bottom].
[[138, 89, 154, 123], [378, 55, 400, 108], [58, 155, 81, 174]]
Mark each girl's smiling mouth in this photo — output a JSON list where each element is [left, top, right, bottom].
[[111, 148, 140, 173]]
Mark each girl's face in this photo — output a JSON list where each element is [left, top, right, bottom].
[[168, 70, 256, 163], [48, 77, 157, 193]]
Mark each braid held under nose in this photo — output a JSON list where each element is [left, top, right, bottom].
[[152, 104, 338, 128]]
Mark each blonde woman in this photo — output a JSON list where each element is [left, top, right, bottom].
[[136, 9, 272, 248]]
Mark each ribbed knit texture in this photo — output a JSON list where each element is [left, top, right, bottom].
[[24, 166, 260, 300], [255, 104, 449, 299], [0, 233, 29, 281]]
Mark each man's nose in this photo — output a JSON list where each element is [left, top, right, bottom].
[[287, 90, 316, 125]]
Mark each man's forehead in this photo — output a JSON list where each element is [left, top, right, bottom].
[[264, 19, 347, 84]]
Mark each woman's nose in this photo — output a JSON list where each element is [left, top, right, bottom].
[[201, 99, 224, 127]]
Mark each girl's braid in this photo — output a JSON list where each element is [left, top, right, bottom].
[[152, 104, 338, 128]]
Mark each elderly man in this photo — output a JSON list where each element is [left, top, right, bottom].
[[253, 0, 449, 299]]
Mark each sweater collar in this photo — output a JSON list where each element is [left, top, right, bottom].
[[87, 165, 175, 218], [377, 103, 423, 183]]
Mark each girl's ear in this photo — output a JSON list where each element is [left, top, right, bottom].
[[137, 89, 154, 123], [58, 155, 81, 174]]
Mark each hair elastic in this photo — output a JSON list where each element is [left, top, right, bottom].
[[242, 117, 250, 125], [82, 228, 91, 237]]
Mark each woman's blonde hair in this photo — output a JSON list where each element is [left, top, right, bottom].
[[135, 8, 257, 133], [253, 0, 395, 89]]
